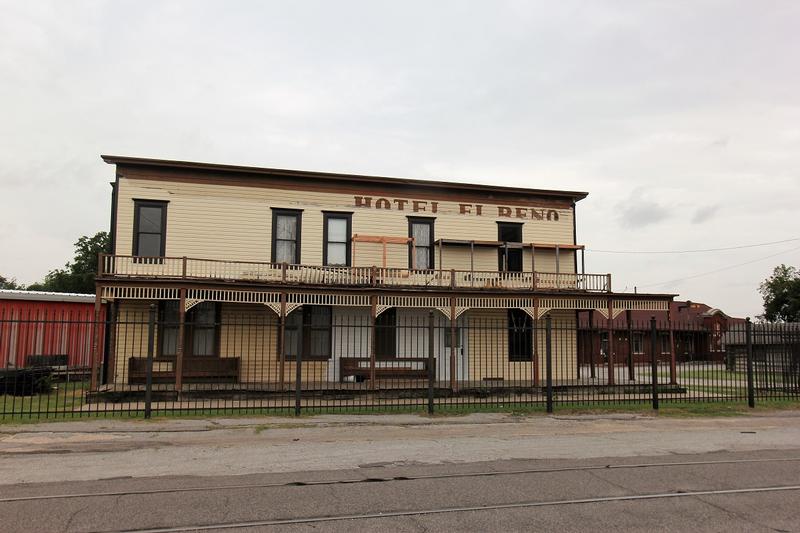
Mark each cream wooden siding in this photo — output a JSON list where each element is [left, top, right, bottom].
[[465, 308, 576, 382], [116, 177, 575, 272], [112, 300, 157, 384], [218, 304, 277, 383]]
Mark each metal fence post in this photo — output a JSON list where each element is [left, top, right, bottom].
[[428, 310, 435, 415], [545, 314, 553, 414], [295, 315, 303, 416], [650, 316, 659, 410], [144, 304, 156, 419], [746, 318, 755, 408]]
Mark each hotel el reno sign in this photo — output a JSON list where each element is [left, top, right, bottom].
[[353, 196, 561, 221]]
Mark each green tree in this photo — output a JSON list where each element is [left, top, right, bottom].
[[27, 232, 110, 294], [0, 274, 25, 290], [758, 264, 800, 322]]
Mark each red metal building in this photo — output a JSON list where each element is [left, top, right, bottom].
[[0, 290, 104, 369]]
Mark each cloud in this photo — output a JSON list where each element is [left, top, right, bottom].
[[691, 205, 720, 224], [616, 191, 672, 228], [1, 0, 800, 318]]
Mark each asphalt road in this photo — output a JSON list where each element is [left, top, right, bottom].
[[2, 412, 800, 531]]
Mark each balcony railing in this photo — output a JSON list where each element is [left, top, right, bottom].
[[99, 254, 612, 292]]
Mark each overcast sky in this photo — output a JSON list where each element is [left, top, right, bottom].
[[1, 1, 799, 317]]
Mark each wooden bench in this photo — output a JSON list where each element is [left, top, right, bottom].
[[128, 357, 240, 384], [25, 354, 69, 368], [340, 357, 430, 381]]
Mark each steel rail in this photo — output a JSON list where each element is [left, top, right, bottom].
[[1, 456, 798, 504], [120, 484, 800, 532]]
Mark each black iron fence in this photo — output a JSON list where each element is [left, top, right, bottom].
[[1, 308, 798, 420]]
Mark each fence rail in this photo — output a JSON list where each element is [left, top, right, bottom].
[[99, 254, 611, 292], [1, 312, 798, 420]]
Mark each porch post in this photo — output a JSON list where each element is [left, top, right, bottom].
[[533, 297, 540, 386], [626, 309, 635, 381], [175, 288, 187, 393], [470, 241, 475, 287], [90, 287, 102, 392], [668, 307, 677, 385], [531, 244, 536, 289], [369, 295, 377, 387], [607, 299, 615, 386], [588, 309, 596, 379], [555, 244, 560, 289], [449, 297, 457, 392], [581, 248, 585, 275], [104, 302, 117, 385], [278, 292, 286, 392]]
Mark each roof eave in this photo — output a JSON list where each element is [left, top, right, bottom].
[[101, 154, 590, 202]]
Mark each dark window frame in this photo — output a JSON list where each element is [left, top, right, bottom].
[[660, 333, 671, 355], [407, 217, 435, 270], [507, 309, 533, 362], [632, 332, 644, 354], [285, 305, 333, 361], [157, 301, 221, 358], [132, 199, 168, 258], [375, 307, 397, 359], [497, 221, 523, 272], [271, 208, 303, 264], [322, 212, 353, 267]]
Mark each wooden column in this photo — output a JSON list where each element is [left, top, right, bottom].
[[278, 293, 286, 391], [449, 297, 457, 391], [104, 302, 118, 385], [555, 245, 560, 289], [533, 298, 540, 386], [89, 287, 102, 392], [668, 308, 677, 385], [607, 299, 615, 386], [470, 241, 475, 287], [370, 295, 377, 387], [531, 244, 536, 289], [175, 288, 187, 393]]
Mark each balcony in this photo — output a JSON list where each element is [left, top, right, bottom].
[[98, 254, 612, 292]]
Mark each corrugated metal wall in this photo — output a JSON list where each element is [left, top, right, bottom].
[[0, 299, 105, 368]]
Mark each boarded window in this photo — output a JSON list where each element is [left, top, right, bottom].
[[409, 218, 434, 270]]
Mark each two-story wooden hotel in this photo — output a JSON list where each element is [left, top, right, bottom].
[[92, 155, 674, 393]]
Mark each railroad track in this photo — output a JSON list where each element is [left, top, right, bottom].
[[3, 456, 798, 532]]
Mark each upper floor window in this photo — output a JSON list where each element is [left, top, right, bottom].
[[133, 200, 167, 257], [408, 217, 434, 270], [323, 212, 352, 266], [271, 209, 302, 264], [497, 222, 523, 272]]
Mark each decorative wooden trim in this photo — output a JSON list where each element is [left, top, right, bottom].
[[184, 298, 203, 312], [186, 289, 281, 305], [101, 286, 180, 300], [287, 293, 370, 307], [285, 303, 303, 315]]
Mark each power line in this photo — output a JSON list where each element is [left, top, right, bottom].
[[587, 237, 800, 254], [638, 244, 800, 289]]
